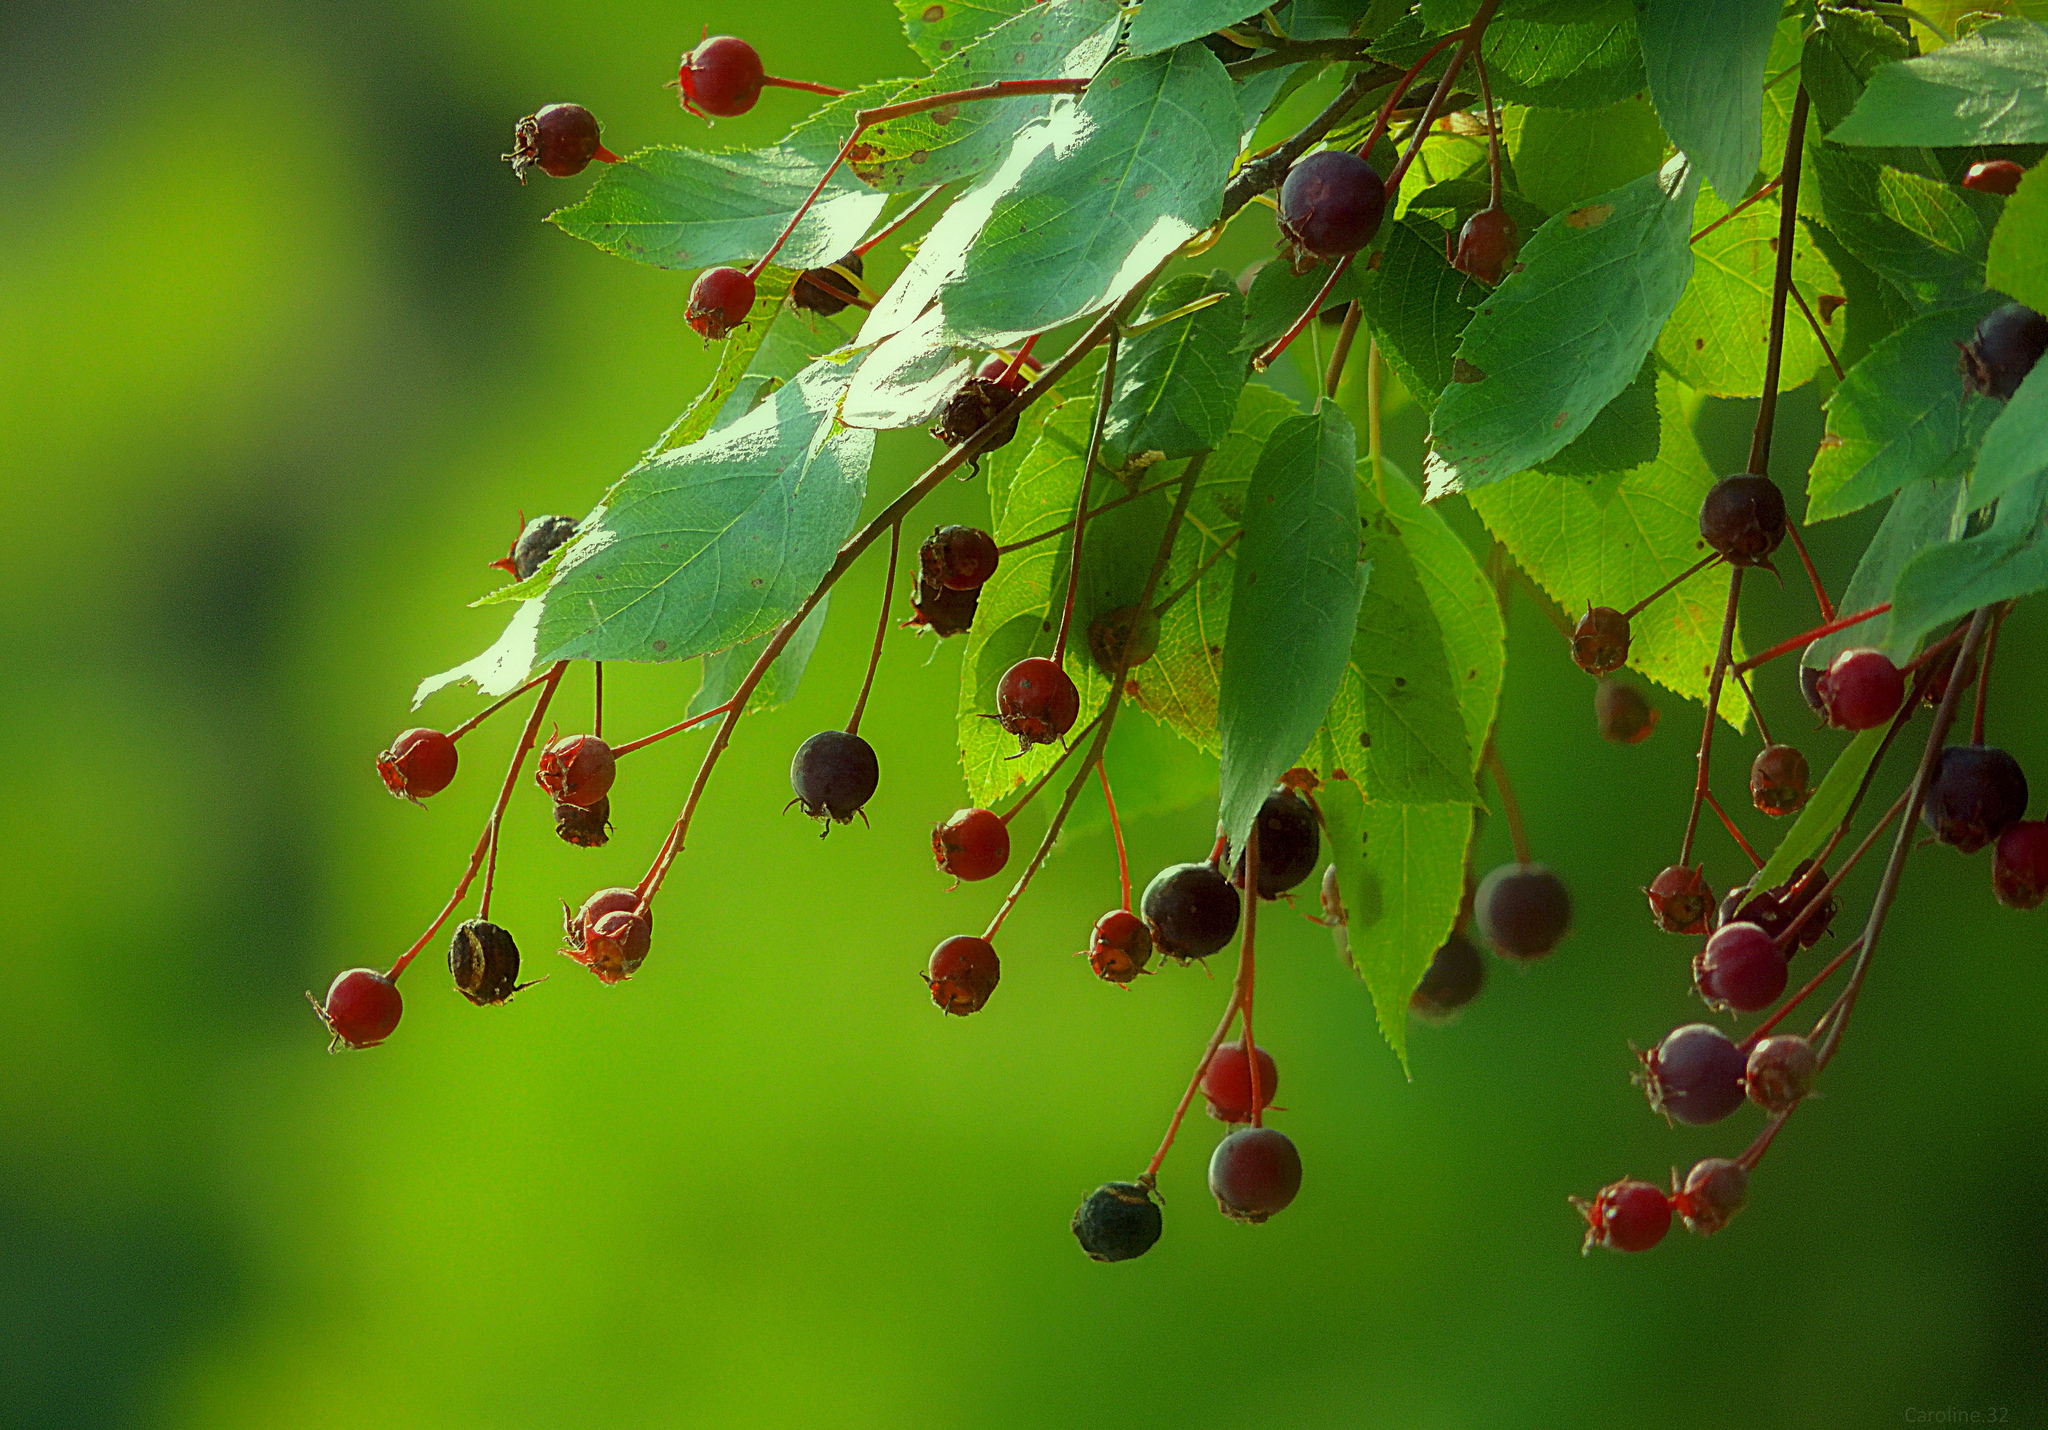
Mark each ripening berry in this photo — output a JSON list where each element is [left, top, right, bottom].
[[377, 728, 458, 802], [504, 103, 620, 183], [926, 934, 1000, 1015], [1072, 1181, 1162, 1262], [930, 377, 1020, 471], [1595, 678, 1658, 745], [1694, 921, 1787, 1014], [1644, 864, 1714, 935], [1208, 1126, 1302, 1223], [791, 253, 864, 316], [906, 576, 978, 637], [1962, 159, 2025, 195], [536, 733, 616, 810], [789, 729, 879, 828], [1637, 1022, 1747, 1126], [920, 525, 1000, 591], [687, 267, 757, 341], [678, 35, 766, 118], [1232, 788, 1321, 898], [1959, 302, 2048, 399], [1699, 473, 1787, 567], [1448, 205, 1518, 285], [1719, 861, 1834, 952], [1277, 150, 1386, 258], [553, 795, 612, 848], [1086, 908, 1153, 984], [978, 356, 1032, 392], [1203, 1042, 1278, 1125], [448, 919, 526, 1006], [1576, 1178, 1671, 1254], [1994, 821, 2048, 910], [561, 887, 653, 984], [933, 807, 1010, 882], [310, 968, 403, 1051], [1745, 1034, 1818, 1113], [995, 657, 1080, 750], [1674, 1158, 1749, 1237], [1141, 861, 1241, 961], [1920, 744, 2029, 854], [490, 514, 577, 581], [1818, 647, 1905, 731], [1410, 930, 1486, 1021], [1750, 743, 1811, 817], [1086, 604, 1161, 676], [1571, 606, 1631, 677], [1475, 863, 1571, 960]]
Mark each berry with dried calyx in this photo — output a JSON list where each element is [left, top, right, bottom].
[[1636, 1022, 1747, 1126], [1994, 821, 2048, 910], [1750, 744, 1811, 817], [490, 514, 577, 581], [1570, 605, 1631, 676], [1962, 159, 2025, 195], [1209, 1126, 1302, 1223], [1277, 149, 1386, 258], [789, 729, 879, 828], [1694, 922, 1787, 1014], [1575, 1179, 1671, 1254], [310, 968, 403, 1051], [1475, 863, 1571, 960], [1960, 302, 2048, 399], [1674, 1158, 1749, 1237], [377, 728, 458, 802], [906, 576, 977, 637], [930, 377, 1020, 471], [1085, 908, 1153, 984], [1232, 788, 1320, 898], [504, 103, 620, 183], [1410, 930, 1486, 1021], [553, 796, 612, 848], [677, 35, 766, 118], [1817, 647, 1905, 731], [448, 919, 527, 1006], [1644, 864, 1714, 936], [1203, 1043, 1278, 1125], [687, 267, 757, 341], [933, 807, 1010, 883], [562, 887, 653, 984], [1746, 1034, 1818, 1113], [536, 733, 616, 809], [791, 252, 863, 316], [1448, 205, 1518, 285], [1595, 678, 1658, 745], [994, 657, 1080, 750], [1072, 1181, 1162, 1262], [1699, 473, 1787, 567], [1920, 744, 2029, 854], [1141, 861, 1241, 961], [1086, 604, 1161, 675], [926, 935, 999, 1015], [920, 525, 1000, 591]]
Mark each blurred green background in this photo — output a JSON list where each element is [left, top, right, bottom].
[[4, 2, 2044, 1426]]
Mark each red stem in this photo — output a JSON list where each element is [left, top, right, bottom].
[[592, 661, 604, 740], [852, 184, 948, 258], [1252, 255, 1351, 371], [1785, 521, 1834, 622], [1742, 937, 1862, 1045], [1241, 824, 1262, 1128], [1483, 743, 1531, 865], [1379, 0, 1501, 196], [1679, 569, 1745, 868], [1099, 762, 1132, 912], [763, 75, 849, 97], [1704, 790, 1764, 869], [1690, 176, 1781, 245], [1787, 281, 1846, 381], [1623, 552, 1721, 620], [1773, 786, 1913, 950], [446, 669, 555, 743], [1355, 28, 1469, 161], [846, 520, 901, 736], [610, 701, 736, 758], [999, 333, 1041, 389], [1733, 602, 1890, 675]]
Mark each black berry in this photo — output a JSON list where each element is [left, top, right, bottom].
[[1745, 1034, 1818, 1113], [687, 266, 757, 341], [1576, 1179, 1670, 1254], [562, 887, 653, 984], [926, 934, 999, 1015], [1994, 820, 2048, 910], [930, 377, 1020, 471], [1920, 744, 2029, 853], [491, 514, 577, 581], [1208, 1126, 1302, 1223], [791, 252, 864, 316], [1448, 206, 1518, 285], [1072, 1181, 1162, 1262], [1085, 908, 1153, 984], [789, 730, 879, 828], [1720, 860, 1833, 951], [554, 796, 612, 848], [1571, 605, 1631, 676], [1694, 921, 1787, 1013], [1699, 473, 1787, 567], [920, 525, 1000, 591], [1644, 864, 1714, 935], [448, 918, 527, 1006], [994, 657, 1080, 750], [1595, 678, 1658, 745], [1277, 150, 1386, 258], [1141, 861, 1241, 961], [1636, 1022, 1747, 1126], [1960, 302, 2048, 399], [1086, 604, 1161, 675], [1799, 659, 1826, 712], [678, 35, 765, 118], [1674, 1158, 1749, 1237], [309, 968, 403, 1051], [536, 733, 616, 809], [1474, 863, 1571, 960], [1231, 788, 1320, 898], [1750, 744, 1811, 817], [504, 103, 618, 183], [1410, 931, 1486, 1021], [1817, 647, 1905, 731]]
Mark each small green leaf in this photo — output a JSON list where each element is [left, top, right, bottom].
[[1805, 472, 1966, 670], [1828, 18, 2048, 149], [1503, 97, 1667, 219], [1638, 0, 1781, 203], [1802, 7, 1913, 135], [1127, 0, 1265, 57], [1986, 167, 2048, 315], [689, 595, 832, 717], [1355, 219, 1488, 410], [1889, 468, 2048, 652], [1971, 361, 2048, 511], [1657, 194, 1841, 398], [898, 0, 1035, 64], [1746, 724, 1890, 904], [1483, 3, 1646, 111], [1812, 146, 2002, 309], [1218, 407, 1367, 848], [1100, 271, 1248, 470]]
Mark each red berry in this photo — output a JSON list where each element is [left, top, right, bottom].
[[1673, 1158, 1748, 1237], [1277, 150, 1386, 258], [1694, 921, 1787, 1013], [1636, 1022, 1747, 1126], [1745, 1034, 1818, 1113], [1644, 864, 1714, 935], [995, 656, 1080, 749], [310, 968, 403, 1051], [1576, 1178, 1672, 1253], [1699, 473, 1787, 567], [678, 35, 765, 118], [1208, 1126, 1302, 1223], [920, 525, 1000, 591], [504, 103, 619, 183], [1750, 743, 1811, 817], [791, 253, 863, 316], [1085, 908, 1153, 984], [536, 733, 616, 809], [1570, 605, 1631, 676], [1475, 863, 1571, 960], [1448, 205, 1518, 284], [978, 356, 1031, 392], [1203, 1042, 1279, 1124], [1960, 302, 2048, 400], [1994, 820, 2048, 910], [933, 808, 1010, 882], [1817, 647, 1905, 731], [1141, 862, 1241, 961], [1920, 744, 2029, 853], [1595, 678, 1658, 745], [926, 935, 999, 1015], [1962, 159, 2025, 195], [562, 887, 653, 985], [687, 266, 757, 341], [377, 728, 458, 802]]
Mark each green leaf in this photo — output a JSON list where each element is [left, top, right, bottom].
[[898, 0, 1035, 64], [1127, 0, 1265, 57], [1483, 4, 1646, 111], [1532, 354, 1660, 477], [1467, 373, 1749, 725], [1811, 145, 2003, 309], [689, 595, 832, 717], [648, 270, 802, 457], [1100, 271, 1248, 470], [1746, 725, 1890, 906], [1829, 18, 2048, 149], [1806, 294, 2004, 518], [1986, 166, 2048, 314], [1217, 407, 1367, 847], [1403, 176, 1551, 235], [1889, 468, 2048, 651], [1425, 157, 1702, 497], [1801, 7, 1946, 180], [1656, 193, 1842, 397], [1356, 219, 1488, 411], [1972, 361, 2048, 511], [1638, 0, 1780, 203], [1503, 98, 1667, 218], [1238, 256, 1370, 355], [1759, 16, 1817, 217], [842, 307, 978, 430], [1321, 778, 1469, 1074], [1805, 471, 1967, 669]]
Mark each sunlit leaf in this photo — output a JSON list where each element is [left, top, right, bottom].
[[1829, 18, 2048, 149], [1656, 190, 1840, 398], [1100, 270, 1247, 470], [1638, 0, 1781, 203]]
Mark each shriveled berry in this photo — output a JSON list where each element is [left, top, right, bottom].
[[1208, 1126, 1302, 1223], [1232, 788, 1320, 898], [906, 576, 977, 637], [1674, 1158, 1748, 1237], [1746, 1034, 1818, 1113], [490, 514, 577, 581], [377, 728, 458, 802], [791, 252, 864, 316], [1636, 1022, 1747, 1126], [920, 525, 1000, 591], [1087, 604, 1161, 675], [1203, 1042, 1278, 1125], [504, 103, 619, 183], [1962, 159, 2025, 195], [1750, 744, 1811, 817], [1475, 863, 1571, 960], [310, 968, 402, 1051], [926, 934, 999, 1015], [687, 267, 757, 341], [1576, 1179, 1671, 1253], [1994, 821, 2048, 910], [1571, 605, 1631, 676], [930, 377, 1020, 471], [789, 729, 879, 827], [1086, 908, 1153, 984], [1960, 301, 2048, 399], [553, 796, 612, 848], [1141, 862, 1241, 961], [1817, 647, 1905, 731], [1595, 678, 1658, 745], [1072, 1181, 1162, 1262], [994, 656, 1080, 750], [561, 888, 653, 985], [1645, 864, 1714, 935], [536, 733, 616, 809], [933, 807, 1010, 882], [1277, 149, 1386, 258], [678, 35, 766, 118], [1410, 930, 1486, 1021], [448, 919, 527, 1006], [1694, 921, 1787, 1014], [1699, 473, 1787, 567], [1920, 744, 2029, 853], [1448, 205, 1518, 285]]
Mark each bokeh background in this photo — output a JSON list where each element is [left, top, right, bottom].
[[4, 1, 2045, 1426]]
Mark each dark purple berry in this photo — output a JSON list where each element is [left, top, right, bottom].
[[1920, 744, 2029, 853], [1694, 922, 1787, 1013], [1141, 861, 1241, 961], [1637, 1022, 1747, 1126], [448, 918, 527, 1006], [1208, 1126, 1302, 1223], [1595, 679, 1658, 745], [1745, 1034, 1818, 1113], [1072, 1181, 1162, 1261], [1277, 150, 1386, 258], [1231, 788, 1320, 898], [789, 729, 879, 828], [930, 377, 1020, 472], [1995, 821, 2048, 910], [1700, 473, 1787, 567], [1571, 606, 1631, 676], [906, 575, 977, 637], [791, 252, 864, 316], [1411, 931, 1486, 1021], [554, 796, 612, 848], [504, 103, 619, 183], [1674, 1158, 1749, 1237], [1475, 863, 1571, 960], [1959, 302, 2048, 399]]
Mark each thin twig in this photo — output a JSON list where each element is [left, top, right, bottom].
[[1745, 87, 1810, 477], [1679, 569, 1745, 868], [1483, 742, 1531, 865], [846, 520, 901, 736], [1053, 334, 1120, 664]]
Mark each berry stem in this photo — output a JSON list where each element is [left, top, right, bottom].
[[610, 701, 736, 758], [1787, 280, 1846, 381], [1972, 606, 2004, 745], [1240, 822, 1263, 1128], [846, 519, 902, 737], [1380, 0, 1500, 195], [1743, 936, 1865, 1046], [1482, 741, 1532, 865], [1773, 785, 1913, 950], [1622, 552, 1722, 620], [1731, 602, 1892, 675], [1052, 331, 1121, 666], [446, 669, 556, 743], [1689, 175, 1782, 245], [592, 661, 604, 740], [997, 710, 1105, 825], [1732, 666, 1774, 748], [852, 183, 948, 257], [1252, 256, 1352, 372], [1141, 971, 1245, 1184], [387, 661, 567, 981], [1474, 43, 1502, 209], [1323, 300, 1363, 399], [1149, 530, 1241, 619], [1703, 790, 1765, 869], [995, 471, 1185, 555], [1678, 568, 1745, 869], [1098, 762, 1132, 912], [762, 75, 849, 98], [1356, 29, 1470, 162], [1784, 520, 1834, 622], [998, 333, 1041, 390], [1744, 86, 1810, 479]]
